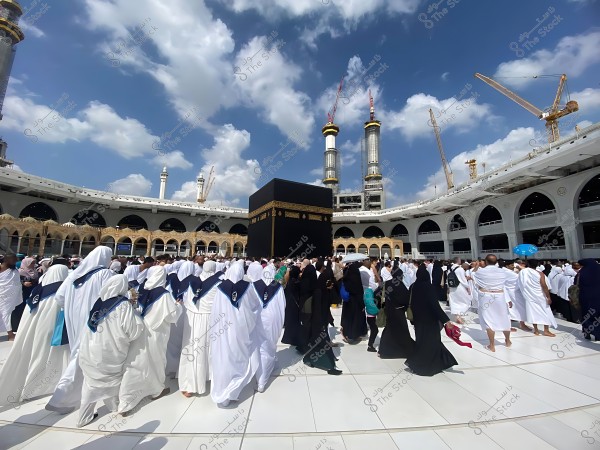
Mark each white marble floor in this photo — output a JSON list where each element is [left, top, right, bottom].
[[1, 307, 599, 450]]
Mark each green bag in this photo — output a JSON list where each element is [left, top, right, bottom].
[[376, 306, 387, 327]]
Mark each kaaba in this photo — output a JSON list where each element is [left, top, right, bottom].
[[247, 179, 333, 258]]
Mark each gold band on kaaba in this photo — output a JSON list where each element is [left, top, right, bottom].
[[248, 200, 333, 220]]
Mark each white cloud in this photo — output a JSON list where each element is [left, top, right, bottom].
[[441, 72, 450, 81], [307, 178, 325, 187], [233, 35, 314, 146], [19, 21, 45, 38], [1, 94, 193, 169], [571, 87, 600, 112], [417, 127, 537, 200], [171, 124, 259, 205], [109, 174, 153, 196], [309, 167, 323, 177], [494, 30, 600, 89], [385, 91, 495, 141], [152, 151, 193, 170]]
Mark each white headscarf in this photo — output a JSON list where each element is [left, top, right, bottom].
[[200, 260, 217, 281], [109, 260, 122, 273], [177, 261, 196, 281], [99, 274, 129, 301], [67, 246, 112, 282], [262, 265, 275, 284], [247, 261, 263, 282], [144, 266, 167, 290], [41, 264, 69, 286], [224, 260, 245, 283]]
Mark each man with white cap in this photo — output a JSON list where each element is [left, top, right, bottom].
[[46, 246, 114, 414], [77, 275, 144, 427], [210, 260, 262, 406], [119, 266, 182, 413], [179, 260, 222, 397]]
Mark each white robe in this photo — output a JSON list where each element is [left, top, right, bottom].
[[119, 267, 181, 413], [254, 268, 285, 391], [503, 268, 523, 322], [473, 266, 511, 332], [166, 262, 196, 375], [0, 265, 69, 406], [0, 267, 22, 333], [210, 262, 261, 405], [46, 246, 114, 413], [178, 272, 221, 395], [518, 268, 557, 328], [558, 269, 575, 301], [548, 267, 563, 294], [466, 269, 479, 310], [79, 290, 144, 426], [448, 265, 472, 315]]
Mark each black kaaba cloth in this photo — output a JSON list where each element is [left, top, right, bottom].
[[247, 179, 333, 258]]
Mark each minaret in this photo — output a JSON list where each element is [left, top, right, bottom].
[[363, 90, 384, 209], [322, 122, 340, 195], [159, 166, 168, 199], [0, 0, 24, 121], [196, 172, 205, 203]]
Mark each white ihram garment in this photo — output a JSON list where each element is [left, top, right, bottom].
[[448, 265, 472, 315], [0, 267, 22, 332], [503, 268, 523, 322], [518, 268, 557, 328], [473, 266, 511, 332], [166, 262, 195, 375]]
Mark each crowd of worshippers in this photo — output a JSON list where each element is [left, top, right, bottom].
[[0, 249, 598, 428]]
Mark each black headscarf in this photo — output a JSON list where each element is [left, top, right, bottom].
[[385, 268, 409, 307]]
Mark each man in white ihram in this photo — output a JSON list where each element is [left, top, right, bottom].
[[447, 258, 472, 324], [46, 246, 114, 414], [518, 259, 556, 337], [472, 254, 512, 352]]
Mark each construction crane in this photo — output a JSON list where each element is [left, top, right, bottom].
[[465, 159, 477, 180], [197, 166, 216, 203], [428, 108, 454, 190], [369, 89, 375, 121], [327, 76, 344, 124], [474, 73, 578, 143]]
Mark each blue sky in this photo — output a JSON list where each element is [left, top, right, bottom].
[[1, 0, 599, 207]]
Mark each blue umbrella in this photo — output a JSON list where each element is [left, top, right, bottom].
[[513, 244, 538, 257]]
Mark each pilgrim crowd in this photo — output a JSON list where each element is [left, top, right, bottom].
[[0, 248, 598, 428]]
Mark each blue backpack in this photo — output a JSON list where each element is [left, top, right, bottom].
[[340, 282, 350, 302]]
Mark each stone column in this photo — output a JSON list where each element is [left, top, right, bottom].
[[441, 231, 450, 260], [78, 240, 83, 256], [469, 236, 480, 259], [60, 239, 65, 255], [39, 236, 46, 256]]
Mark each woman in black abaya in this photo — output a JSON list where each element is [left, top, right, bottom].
[[341, 261, 366, 344], [282, 265, 304, 351], [431, 260, 445, 303], [378, 268, 415, 359], [405, 265, 457, 376]]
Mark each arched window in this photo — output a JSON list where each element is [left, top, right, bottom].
[[418, 219, 441, 234], [518, 192, 555, 217], [334, 227, 355, 238], [159, 218, 186, 232], [362, 226, 384, 238], [117, 215, 148, 230], [19, 202, 58, 221]]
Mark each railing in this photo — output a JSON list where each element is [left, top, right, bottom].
[[418, 230, 441, 235], [478, 220, 502, 227], [422, 252, 445, 256], [537, 245, 566, 251], [582, 243, 600, 249], [449, 226, 467, 231], [452, 251, 472, 255], [580, 200, 600, 208], [391, 234, 408, 238], [518, 209, 556, 219], [482, 248, 509, 253]]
